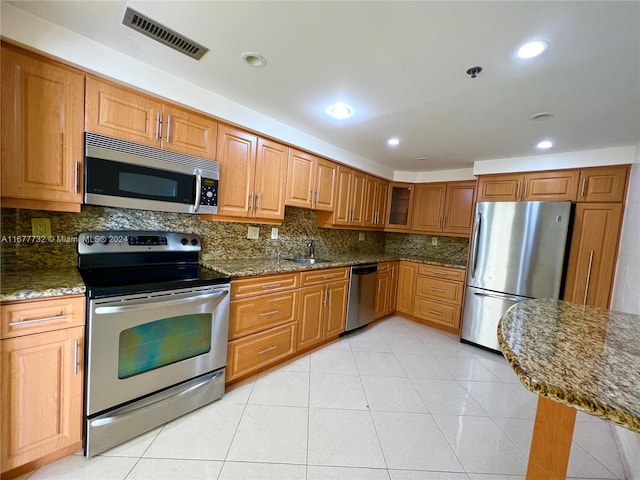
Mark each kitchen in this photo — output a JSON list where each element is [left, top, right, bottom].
[[1, 2, 639, 480]]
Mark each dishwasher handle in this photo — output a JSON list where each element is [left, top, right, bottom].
[[351, 264, 378, 275]]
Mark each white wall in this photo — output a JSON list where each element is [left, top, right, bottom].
[[610, 148, 640, 478]]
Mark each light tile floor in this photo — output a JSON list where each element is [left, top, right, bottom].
[[22, 316, 627, 480]]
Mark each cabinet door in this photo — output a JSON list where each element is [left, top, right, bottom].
[[396, 262, 417, 314], [1, 326, 83, 472], [412, 183, 446, 233], [376, 180, 389, 229], [1, 46, 84, 207], [386, 183, 414, 231], [333, 166, 354, 225], [325, 281, 348, 337], [298, 285, 325, 350], [216, 125, 257, 217], [442, 181, 476, 235], [563, 203, 623, 308], [85, 76, 161, 147], [285, 149, 315, 208], [522, 170, 579, 202], [578, 166, 629, 202], [350, 170, 367, 225], [388, 262, 399, 313], [363, 175, 379, 228], [161, 104, 217, 160], [476, 174, 523, 202], [314, 158, 337, 211], [374, 272, 390, 319], [254, 138, 288, 220]]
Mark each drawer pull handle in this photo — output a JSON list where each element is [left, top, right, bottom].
[[9, 314, 69, 326], [259, 310, 279, 317], [323, 275, 338, 279], [431, 271, 449, 276], [431, 288, 446, 293], [261, 283, 282, 289], [427, 310, 443, 316], [258, 345, 277, 355]]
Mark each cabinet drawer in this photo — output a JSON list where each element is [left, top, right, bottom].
[[414, 299, 461, 328], [417, 264, 465, 281], [415, 276, 463, 304], [378, 262, 391, 272], [226, 322, 297, 381], [229, 290, 298, 339], [1, 295, 85, 339], [231, 273, 300, 299], [301, 267, 349, 286]]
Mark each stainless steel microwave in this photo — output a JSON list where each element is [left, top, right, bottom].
[[84, 132, 218, 214]]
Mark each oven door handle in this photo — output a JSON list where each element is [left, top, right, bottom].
[[94, 290, 228, 314]]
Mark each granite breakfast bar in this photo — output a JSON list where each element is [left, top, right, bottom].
[[498, 299, 640, 479]]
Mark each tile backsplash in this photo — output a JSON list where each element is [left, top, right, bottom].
[[1, 207, 469, 270], [1, 206, 386, 269]]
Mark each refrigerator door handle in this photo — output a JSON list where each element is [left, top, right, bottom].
[[470, 212, 481, 278], [473, 291, 528, 303]]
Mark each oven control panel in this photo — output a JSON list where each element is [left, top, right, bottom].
[[78, 231, 200, 254]]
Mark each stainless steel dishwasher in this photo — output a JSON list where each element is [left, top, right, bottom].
[[345, 263, 378, 332]]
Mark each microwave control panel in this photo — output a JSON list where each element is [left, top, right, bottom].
[[200, 178, 218, 207]]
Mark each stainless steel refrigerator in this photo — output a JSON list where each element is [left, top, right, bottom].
[[460, 201, 572, 352]]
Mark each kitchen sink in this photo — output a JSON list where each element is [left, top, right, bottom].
[[285, 257, 331, 265]]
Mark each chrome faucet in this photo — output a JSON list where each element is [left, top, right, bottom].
[[307, 239, 316, 258]]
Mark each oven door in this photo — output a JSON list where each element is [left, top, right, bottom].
[[86, 284, 230, 417]]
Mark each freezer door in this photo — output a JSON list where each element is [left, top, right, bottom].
[[460, 286, 531, 352], [467, 201, 571, 298]]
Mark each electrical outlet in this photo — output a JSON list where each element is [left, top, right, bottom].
[[271, 227, 279, 240], [31, 218, 51, 237], [247, 226, 260, 240], [431, 237, 438, 246], [359, 232, 365, 241]]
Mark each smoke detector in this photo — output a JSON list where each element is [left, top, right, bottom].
[[122, 7, 209, 60], [466, 66, 483, 78]]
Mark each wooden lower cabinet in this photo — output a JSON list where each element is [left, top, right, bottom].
[[298, 279, 348, 350], [229, 290, 298, 339], [226, 322, 297, 381], [563, 203, 623, 308], [396, 262, 418, 314], [1, 295, 85, 478], [375, 261, 399, 319], [412, 265, 465, 332]]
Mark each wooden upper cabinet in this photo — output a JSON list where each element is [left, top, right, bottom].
[[285, 149, 337, 211], [350, 170, 366, 225], [563, 203, 623, 308], [442, 181, 476, 235], [86, 77, 217, 160], [254, 138, 288, 220], [85, 76, 162, 147], [411, 181, 476, 236], [1, 44, 84, 211], [385, 183, 415, 231], [216, 125, 257, 217], [478, 170, 578, 202], [314, 158, 337, 211], [522, 170, 579, 202], [363, 177, 389, 229], [333, 165, 354, 225], [412, 183, 446, 233], [161, 103, 217, 159], [577, 165, 629, 202]]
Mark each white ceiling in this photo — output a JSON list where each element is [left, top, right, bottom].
[[7, 1, 640, 172]]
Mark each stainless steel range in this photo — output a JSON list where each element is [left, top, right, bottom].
[[77, 231, 231, 457]]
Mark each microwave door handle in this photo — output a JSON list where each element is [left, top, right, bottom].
[[194, 170, 202, 212]]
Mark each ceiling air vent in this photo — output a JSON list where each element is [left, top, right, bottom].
[[122, 7, 209, 60]]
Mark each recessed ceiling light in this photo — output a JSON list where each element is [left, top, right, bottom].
[[517, 41, 548, 59], [530, 112, 554, 121], [326, 103, 353, 119], [241, 52, 267, 68], [388, 138, 400, 146], [537, 140, 553, 149]]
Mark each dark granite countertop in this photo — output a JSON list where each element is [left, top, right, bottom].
[[1, 267, 86, 302], [201, 254, 466, 277], [498, 299, 640, 433]]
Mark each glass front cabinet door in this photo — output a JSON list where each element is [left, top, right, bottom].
[[385, 183, 414, 231]]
